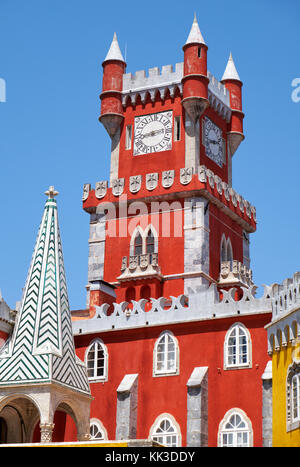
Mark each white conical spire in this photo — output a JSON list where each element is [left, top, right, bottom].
[[185, 13, 206, 46], [0, 187, 90, 395], [104, 32, 125, 62], [221, 52, 241, 81]]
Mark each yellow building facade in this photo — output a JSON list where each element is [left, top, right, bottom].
[[266, 273, 300, 447]]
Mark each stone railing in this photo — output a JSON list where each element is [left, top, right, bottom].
[[118, 252, 162, 281], [219, 260, 253, 288], [72, 283, 273, 336]]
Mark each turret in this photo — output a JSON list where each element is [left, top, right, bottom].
[[221, 52, 244, 155], [181, 15, 209, 122], [99, 33, 126, 138]]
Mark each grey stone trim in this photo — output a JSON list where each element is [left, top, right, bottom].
[[186, 367, 208, 447], [261, 361, 272, 447], [116, 374, 138, 440], [184, 197, 210, 294]]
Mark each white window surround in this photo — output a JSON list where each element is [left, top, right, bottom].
[[218, 408, 253, 447], [224, 322, 252, 370], [286, 362, 300, 432], [130, 224, 158, 256], [85, 338, 108, 382], [153, 330, 179, 377], [90, 418, 108, 440], [149, 413, 182, 447]]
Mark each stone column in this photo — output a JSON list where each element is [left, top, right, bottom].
[[186, 367, 208, 447], [40, 422, 55, 443], [116, 374, 138, 440], [262, 361, 272, 447]]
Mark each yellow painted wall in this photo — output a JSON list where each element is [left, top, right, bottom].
[[272, 341, 300, 447]]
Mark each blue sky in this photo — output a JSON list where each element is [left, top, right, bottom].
[[0, 0, 299, 310]]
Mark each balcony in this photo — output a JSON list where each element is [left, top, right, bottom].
[[218, 260, 253, 288], [118, 253, 162, 281]]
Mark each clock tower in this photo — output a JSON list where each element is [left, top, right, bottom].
[[82, 15, 255, 311]]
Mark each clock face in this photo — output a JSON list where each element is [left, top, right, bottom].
[[203, 117, 224, 167], [133, 111, 173, 156]]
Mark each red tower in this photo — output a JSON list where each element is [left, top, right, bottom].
[[73, 17, 271, 448], [99, 32, 126, 138], [182, 13, 209, 121]]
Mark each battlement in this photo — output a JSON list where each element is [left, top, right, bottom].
[[265, 272, 300, 353], [122, 63, 230, 120], [72, 283, 272, 336]]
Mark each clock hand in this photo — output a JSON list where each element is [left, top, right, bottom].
[[140, 129, 164, 139]]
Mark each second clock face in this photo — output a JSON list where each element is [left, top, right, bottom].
[[203, 117, 224, 167], [133, 111, 173, 156]]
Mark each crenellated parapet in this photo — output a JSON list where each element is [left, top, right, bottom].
[[72, 283, 272, 336], [122, 63, 231, 122], [82, 165, 256, 232], [265, 272, 300, 354]]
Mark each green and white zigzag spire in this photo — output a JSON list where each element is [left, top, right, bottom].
[[0, 187, 90, 395]]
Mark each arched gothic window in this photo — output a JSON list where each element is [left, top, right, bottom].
[[85, 339, 108, 381], [130, 225, 158, 256], [220, 235, 233, 266], [146, 230, 155, 254], [224, 323, 251, 369], [134, 233, 143, 255], [218, 409, 253, 447], [153, 331, 179, 376], [150, 414, 181, 447]]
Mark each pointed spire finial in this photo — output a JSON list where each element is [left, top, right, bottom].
[[45, 186, 59, 199], [185, 14, 206, 46], [221, 52, 241, 82], [104, 32, 125, 63]]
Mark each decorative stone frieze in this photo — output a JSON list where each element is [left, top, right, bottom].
[[118, 253, 161, 281], [218, 260, 253, 288]]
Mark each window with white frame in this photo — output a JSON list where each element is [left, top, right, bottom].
[[287, 363, 300, 430], [90, 419, 107, 440], [150, 414, 181, 447], [153, 331, 179, 376], [86, 339, 108, 381], [218, 409, 252, 447], [224, 323, 251, 369], [292, 374, 300, 422]]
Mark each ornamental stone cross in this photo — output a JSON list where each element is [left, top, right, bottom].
[[45, 186, 59, 199]]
